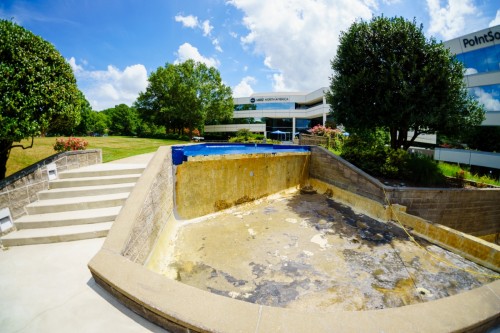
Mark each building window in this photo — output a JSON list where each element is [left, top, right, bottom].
[[456, 44, 500, 75], [235, 102, 295, 111], [469, 83, 500, 111]]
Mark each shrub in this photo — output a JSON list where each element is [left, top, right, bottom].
[[340, 134, 388, 176], [54, 137, 88, 153], [381, 149, 409, 179], [229, 128, 264, 143], [406, 153, 446, 186], [341, 133, 445, 186]]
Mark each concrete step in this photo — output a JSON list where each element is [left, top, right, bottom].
[[14, 206, 122, 229], [26, 192, 129, 214], [0, 222, 113, 247], [38, 183, 135, 199], [49, 174, 142, 189], [58, 163, 146, 179]]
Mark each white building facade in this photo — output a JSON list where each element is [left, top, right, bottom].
[[204, 88, 330, 139], [444, 24, 500, 126]]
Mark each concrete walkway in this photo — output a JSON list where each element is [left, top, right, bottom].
[[0, 238, 166, 333], [0, 153, 167, 333]]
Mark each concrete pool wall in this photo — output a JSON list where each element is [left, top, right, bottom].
[[175, 152, 310, 219], [310, 146, 500, 239], [88, 145, 500, 332]]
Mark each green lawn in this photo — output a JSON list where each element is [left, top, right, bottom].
[[437, 162, 500, 187], [6, 136, 184, 177]]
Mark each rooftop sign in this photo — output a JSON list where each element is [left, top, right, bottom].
[[462, 30, 500, 48], [250, 97, 290, 103]]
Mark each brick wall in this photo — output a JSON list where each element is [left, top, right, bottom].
[[0, 150, 102, 222], [309, 146, 386, 203], [389, 188, 500, 237], [299, 133, 328, 146], [310, 146, 500, 237]]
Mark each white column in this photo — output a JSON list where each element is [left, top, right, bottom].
[[292, 117, 296, 137], [323, 96, 327, 125]]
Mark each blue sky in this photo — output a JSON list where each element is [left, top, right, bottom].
[[1, 0, 499, 110]]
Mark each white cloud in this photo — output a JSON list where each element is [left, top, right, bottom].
[[426, 0, 478, 40], [68, 58, 148, 111], [227, 0, 375, 91], [68, 57, 83, 73], [465, 68, 478, 75], [473, 87, 500, 111], [489, 10, 500, 27], [202, 20, 213, 36], [175, 14, 199, 28], [233, 76, 256, 97], [212, 38, 223, 52], [175, 42, 220, 68], [175, 14, 221, 53]]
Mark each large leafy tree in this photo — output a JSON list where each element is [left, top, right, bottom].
[[0, 20, 82, 179], [135, 60, 233, 136], [326, 16, 485, 150], [102, 104, 140, 136]]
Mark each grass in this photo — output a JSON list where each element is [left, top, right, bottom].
[[438, 162, 500, 187], [6, 136, 184, 177], [327, 145, 500, 187]]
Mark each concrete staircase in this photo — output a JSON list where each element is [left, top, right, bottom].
[[1, 163, 146, 246]]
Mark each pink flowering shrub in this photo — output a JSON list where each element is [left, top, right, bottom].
[[309, 125, 342, 137], [54, 137, 89, 153]]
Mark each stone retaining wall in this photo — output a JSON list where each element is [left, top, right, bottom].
[[309, 146, 500, 238], [0, 150, 102, 223], [299, 133, 328, 146], [388, 188, 500, 237], [102, 146, 174, 265]]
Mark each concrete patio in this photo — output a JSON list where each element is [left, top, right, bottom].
[[0, 153, 167, 333]]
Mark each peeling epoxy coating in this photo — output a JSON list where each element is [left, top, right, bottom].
[[151, 191, 496, 311]]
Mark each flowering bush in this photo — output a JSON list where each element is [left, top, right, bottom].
[[54, 137, 89, 153], [309, 125, 343, 137], [308, 125, 345, 151]]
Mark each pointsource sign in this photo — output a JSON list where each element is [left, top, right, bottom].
[[250, 97, 290, 103], [462, 30, 500, 48]]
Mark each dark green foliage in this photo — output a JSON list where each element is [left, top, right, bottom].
[[327, 16, 485, 150], [459, 126, 500, 152], [0, 19, 82, 179], [135, 60, 233, 137], [341, 133, 445, 186], [229, 128, 263, 143], [406, 153, 446, 186], [102, 104, 140, 136], [341, 134, 387, 176]]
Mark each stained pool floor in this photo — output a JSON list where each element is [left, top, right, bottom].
[[152, 191, 496, 311]]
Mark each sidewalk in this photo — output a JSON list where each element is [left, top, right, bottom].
[[0, 238, 166, 332], [0, 153, 167, 333]]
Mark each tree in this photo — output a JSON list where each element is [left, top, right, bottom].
[[135, 60, 233, 137], [56, 91, 91, 136], [73, 94, 96, 136], [102, 104, 140, 136], [326, 16, 485, 150], [0, 20, 82, 179]]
